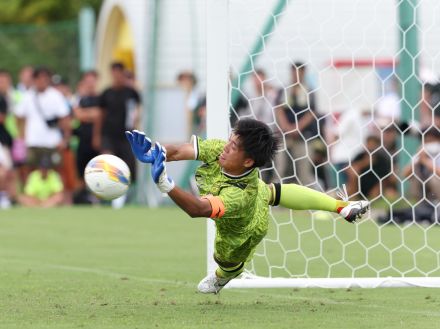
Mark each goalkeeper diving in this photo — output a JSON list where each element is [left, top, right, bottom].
[[125, 119, 369, 294]]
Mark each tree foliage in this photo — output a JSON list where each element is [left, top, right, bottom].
[[0, 0, 103, 24], [0, 0, 103, 84]]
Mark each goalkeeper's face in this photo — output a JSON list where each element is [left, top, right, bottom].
[[219, 134, 254, 175]]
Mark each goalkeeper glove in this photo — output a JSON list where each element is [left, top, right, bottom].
[[151, 142, 175, 193], [125, 130, 154, 163]]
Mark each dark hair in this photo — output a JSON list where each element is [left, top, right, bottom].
[[254, 68, 266, 78], [366, 135, 381, 144], [0, 69, 11, 76], [177, 71, 197, 86], [32, 66, 52, 79], [111, 62, 125, 71], [80, 70, 98, 80], [424, 127, 440, 140], [233, 118, 279, 168], [291, 61, 306, 71]]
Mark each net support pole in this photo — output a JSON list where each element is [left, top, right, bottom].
[[78, 6, 96, 71], [206, 0, 230, 274], [397, 0, 420, 175], [139, 0, 160, 206]]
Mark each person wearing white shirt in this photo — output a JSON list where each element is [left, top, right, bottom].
[[15, 67, 71, 171]]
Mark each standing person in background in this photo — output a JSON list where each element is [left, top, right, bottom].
[[98, 62, 141, 208], [11, 66, 34, 181], [274, 62, 320, 189], [52, 75, 77, 205], [0, 69, 16, 207], [15, 67, 71, 188], [402, 127, 440, 204], [241, 69, 278, 125], [16, 66, 34, 94], [193, 97, 207, 138], [327, 108, 370, 189], [346, 135, 393, 200], [0, 70, 13, 152], [72, 71, 101, 204], [176, 71, 201, 137], [0, 142, 15, 208]]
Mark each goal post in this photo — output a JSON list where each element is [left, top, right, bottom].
[[206, 0, 440, 288], [206, 0, 230, 274]]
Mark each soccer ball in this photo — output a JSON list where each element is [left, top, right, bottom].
[[84, 154, 131, 200]]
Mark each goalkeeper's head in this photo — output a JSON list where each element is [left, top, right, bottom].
[[221, 119, 279, 171]]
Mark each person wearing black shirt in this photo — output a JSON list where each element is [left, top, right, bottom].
[[347, 135, 393, 199], [73, 71, 101, 203], [98, 62, 141, 183]]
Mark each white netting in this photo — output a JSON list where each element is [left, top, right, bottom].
[[225, 0, 440, 284]]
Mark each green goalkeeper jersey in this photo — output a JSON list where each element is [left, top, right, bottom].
[[194, 137, 271, 264]]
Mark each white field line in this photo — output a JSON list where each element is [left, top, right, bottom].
[[2, 258, 440, 318], [0, 258, 193, 287]]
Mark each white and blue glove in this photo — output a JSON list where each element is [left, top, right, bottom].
[[125, 130, 154, 163], [151, 142, 175, 194]]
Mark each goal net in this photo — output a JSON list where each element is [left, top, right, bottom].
[[206, 0, 440, 288]]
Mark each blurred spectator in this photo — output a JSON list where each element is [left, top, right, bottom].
[[274, 62, 320, 188], [176, 71, 201, 137], [0, 142, 15, 208], [193, 96, 207, 137], [346, 135, 394, 199], [11, 66, 33, 177], [14, 66, 71, 180], [327, 108, 371, 188], [72, 70, 101, 204], [52, 75, 77, 205], [421, 82, 440, 130], [421, 83, 440, 130], [16, 154, 63, 208], [402, 127, 440, 204], [245, 69, 277, 125], [0, 69, 13, 150], [379, 128, 440, 225], [98, 62, 141, 207], [52, 75, 75, 108], [16, 66, 34, 93], [374, 78, 401, 128]]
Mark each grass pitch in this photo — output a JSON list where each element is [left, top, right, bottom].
[[1, 207, 440, 329]]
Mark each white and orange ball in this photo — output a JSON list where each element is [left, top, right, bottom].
[[84, 154, 131, 200]]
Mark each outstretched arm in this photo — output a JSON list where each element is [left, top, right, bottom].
[[168, 186, 212, 218], [150, 142, 218, 218], [126, 130, 197, 163], [126, 132, 217, 218], [163, 142, 195, 162]]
